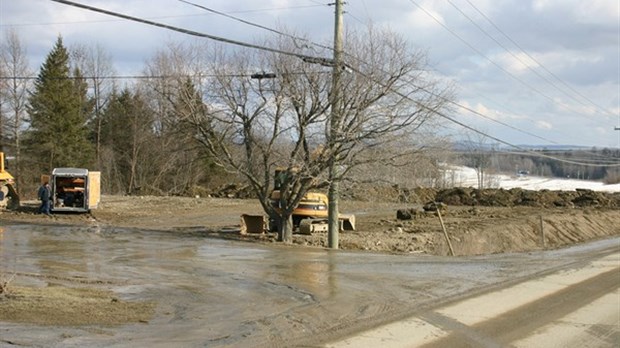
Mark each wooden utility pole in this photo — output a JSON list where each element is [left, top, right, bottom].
[[539, 215, 546, 248], [328, 0, 344, 249]]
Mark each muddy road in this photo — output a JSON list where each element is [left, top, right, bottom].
[[1, 221, 618, 347]]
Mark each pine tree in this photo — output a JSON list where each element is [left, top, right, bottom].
[[26, 36, 94, 172]]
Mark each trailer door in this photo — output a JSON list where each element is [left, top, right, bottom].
[[87, 171, 101, 209]]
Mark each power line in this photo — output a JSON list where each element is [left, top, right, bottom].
[[178, 0, 334, 52], [446, 0, 596, 117], [458, 0, 615, 119], [345, 64, 620, 168], [216, 4, 326, 15], [169, 1, 615, 156], [48, 0, 332, 64], [406, 0, 602, 124], [47, 0, 618, 167], [174, 0, 615, 150], [0, 71, 328, 80], [0, 4, 327, 28], [176, 0, 566, 147], [324, 0, 613, 151]]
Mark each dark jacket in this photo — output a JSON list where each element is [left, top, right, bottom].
[[38, 184, 50, 201]]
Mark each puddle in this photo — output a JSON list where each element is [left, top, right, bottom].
[[1, 222, 617, 347]]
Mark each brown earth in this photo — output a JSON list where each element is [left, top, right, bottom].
[[4, 187, 619, 256], [1, 188, 618, 329]]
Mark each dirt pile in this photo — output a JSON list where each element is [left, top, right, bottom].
[[201, 181, 620, 208], [293, 187, 620, 255], [325, 183, 620, 208], [432, 187, 619, 208]]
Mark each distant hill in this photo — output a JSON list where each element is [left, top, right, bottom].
[[452, 141, 592, 152]]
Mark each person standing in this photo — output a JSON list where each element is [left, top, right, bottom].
[[38, 182, 51, 215]]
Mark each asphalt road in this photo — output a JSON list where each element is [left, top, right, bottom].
[[327, 251, 619, 347]]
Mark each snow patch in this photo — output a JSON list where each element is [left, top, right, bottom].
[[445, 166, 620, 193]]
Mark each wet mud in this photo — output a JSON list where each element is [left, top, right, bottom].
[[1, 222, 617, 347]]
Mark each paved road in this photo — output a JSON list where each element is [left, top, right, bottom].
[[327, 252, 619, 347]]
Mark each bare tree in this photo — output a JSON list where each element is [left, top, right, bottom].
[[463, 130, 493, 189], [140, 41, 214, 194], [175, 26, 453, 243], [321, 26, 453, 226], [70, 43, 116, 170], [171, 42, 329, 242], [0, 29, 31, 192], [348, 133, 453, 192]]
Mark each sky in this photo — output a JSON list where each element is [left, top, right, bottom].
[[1, 0, 619, 149]]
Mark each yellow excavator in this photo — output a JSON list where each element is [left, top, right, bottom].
[[269, 168, 355, 234], [0, 152, 20, 210]]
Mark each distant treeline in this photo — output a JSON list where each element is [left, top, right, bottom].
[[459, 148, 620, 183]]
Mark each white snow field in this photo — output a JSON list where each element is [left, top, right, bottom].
[[445, 166, 620, 193]]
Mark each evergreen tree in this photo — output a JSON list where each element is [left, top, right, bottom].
[[26, 36, 94, 172]]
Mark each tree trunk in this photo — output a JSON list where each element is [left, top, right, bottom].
[[279, 214, 294, 244]]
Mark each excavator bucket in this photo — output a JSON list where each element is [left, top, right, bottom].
[[339, 214, 356, 231]]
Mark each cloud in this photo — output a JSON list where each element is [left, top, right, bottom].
[[532, 0, 618, 25], [1, 0, 618, 147], [405, 5, 445, 30], [492, 51, 540, 75], [536, 120, 553, 130]]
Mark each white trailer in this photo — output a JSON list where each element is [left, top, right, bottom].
[[47, 168, 101, 213]]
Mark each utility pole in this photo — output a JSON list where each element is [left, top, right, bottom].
[[328, 0, 344, 249]]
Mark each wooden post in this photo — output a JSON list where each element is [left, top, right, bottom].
[[327, 0, 344, 249], [437, 208, 455, 256], [539, 215, 546, 249]]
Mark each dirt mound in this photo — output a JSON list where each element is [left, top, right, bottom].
[[201, 180, 620, 209], [428, 188, 619, 208]]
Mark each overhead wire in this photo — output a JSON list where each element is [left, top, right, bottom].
[[47, 0, 331, 64], [461, 0, 615, 119], [340, 1, 575, 146], [178, 0, 565, 147], [394, 91, 620, 167], [443, 0, 619, 159], [37, 1, 611, 147], [1, 5, 326, 28], [178, 0, 334, 52], [218, 4, 326, 15], [47, 0, 620, 167], [405, 0, 602, 124], [35, 0, 556, 151], [0, 71, 329, 80]]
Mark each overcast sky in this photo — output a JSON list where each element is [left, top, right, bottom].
[[1, 0, 619, 148]]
